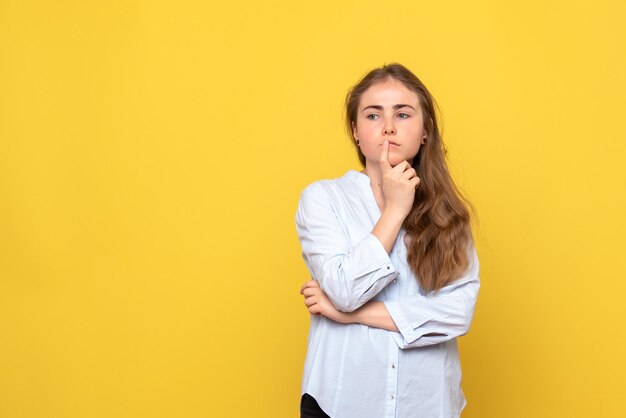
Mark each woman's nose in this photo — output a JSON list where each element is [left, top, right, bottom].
[[383, 123, 396, 135]]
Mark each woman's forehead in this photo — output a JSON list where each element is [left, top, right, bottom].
[[360, 79, 420, 109]]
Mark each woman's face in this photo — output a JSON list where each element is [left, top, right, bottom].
[[353, 78, 426, 167]]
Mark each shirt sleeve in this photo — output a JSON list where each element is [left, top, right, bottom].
[[384, 243, 480, 349], [295, 181, 399, 312]]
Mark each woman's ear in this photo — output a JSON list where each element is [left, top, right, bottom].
[[352, 121, 358, 139]]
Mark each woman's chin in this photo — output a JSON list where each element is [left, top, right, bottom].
[[389, 156, 414, 167]]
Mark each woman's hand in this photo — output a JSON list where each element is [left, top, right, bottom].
[[378, 139, 420, 218], [300, 280, 351, 324]]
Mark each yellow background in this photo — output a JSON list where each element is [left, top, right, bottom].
[[1, 1, 625, 417]]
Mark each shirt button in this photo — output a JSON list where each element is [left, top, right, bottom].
[[392, 279, 397, 284], [390, 394, 395, 400], [386, 265, 390, 270], [391, 364, 396, 369]]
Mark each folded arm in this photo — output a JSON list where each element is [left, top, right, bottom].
[[301, 245, 480, 349], [295, 182, 402, 312], [301, 280, 399, 330]]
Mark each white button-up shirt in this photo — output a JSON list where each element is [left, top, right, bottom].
[[295, 170, 480, 418]]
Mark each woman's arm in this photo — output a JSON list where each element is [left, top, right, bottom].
[[300, 245, 479, 348], [301, 279, 470, 340], [295, 183, 400, 312], [301, 279, 398, 331], [295, 146, 418, 312], [383, 246, 480, 348]]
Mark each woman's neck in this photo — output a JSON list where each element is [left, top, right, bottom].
[[361, 165, 385, 212]]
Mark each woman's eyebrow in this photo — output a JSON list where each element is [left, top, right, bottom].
[[361, 104, 416, 112]]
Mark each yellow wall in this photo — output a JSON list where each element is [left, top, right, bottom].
[[1, 1, 625, 417]]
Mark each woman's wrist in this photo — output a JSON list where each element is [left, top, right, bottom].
[[381, 204, 409, 222], [335, 310, 356, 324], [373, 207, 406, 253]]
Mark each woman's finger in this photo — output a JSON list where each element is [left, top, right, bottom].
[[390, 160, 410, 174], [304, 295, 318, 307], [302, 287, 322, 297], [300, 281, 310, 294], [401, 167, 417, 180], [300, 279, 319, 294]]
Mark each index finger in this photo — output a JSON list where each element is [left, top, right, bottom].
[[300, 279, 319, 294], [379, 139, 391, 171]]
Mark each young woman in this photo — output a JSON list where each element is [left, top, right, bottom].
[[295, 63, 480, 418]]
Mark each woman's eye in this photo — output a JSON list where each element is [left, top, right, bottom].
[[366, 114, 379, 120], [397, 113, 410, 119]]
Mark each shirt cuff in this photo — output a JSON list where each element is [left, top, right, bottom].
[[384, 299, 430, 346], [353, 233, 396, 280]]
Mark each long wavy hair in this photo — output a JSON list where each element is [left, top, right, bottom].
[[345, 63, 474, 293]]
